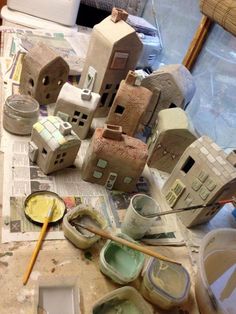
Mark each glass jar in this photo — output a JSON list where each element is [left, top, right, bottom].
[[3, 94, 39, 135]]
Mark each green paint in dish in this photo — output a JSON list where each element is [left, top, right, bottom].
[[93, 298, 142, 314]]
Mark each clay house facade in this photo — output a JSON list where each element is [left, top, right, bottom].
[[29, 116, 81, 174], [78, 8, 143, 117], [162, 136, 236, 227], [106, 71, 152, 136], [82, 124, 148, 192], [141, 64, 196, 128], [54, 83, 100, 140], [20, 42, 69, 105], [147, 108, 197, 173]]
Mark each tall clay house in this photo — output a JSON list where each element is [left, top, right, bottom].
[[147, 108, 197, 173], [162, 136, 236, 227], [82, 124, 148, 192], [141, 64, 195, 128], [20, 42, 69, 105], [54, 83, 100, 140], [78, 8, 143, 117], [106, 71, 152, 136], [29, 116, 81, 175]]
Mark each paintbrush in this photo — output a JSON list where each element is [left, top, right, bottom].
[[144, 198, 235, 218], [75, 223, 181, 266], [23, 199, 55, 285]]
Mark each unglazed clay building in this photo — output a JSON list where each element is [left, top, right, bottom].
[[141, 64, 196, 128], [29, 116, 81, 174], [106, 71, 152, 136], [82, 124, 148, 192], [20, 42, 69, 105], [54, 83, 100, 140], [78, 8, 143, 117]]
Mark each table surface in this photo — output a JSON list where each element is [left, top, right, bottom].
[[0, 21, 200, 314]]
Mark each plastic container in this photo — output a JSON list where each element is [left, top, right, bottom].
[[92, 286, 153, 314], [195, 228, 236, 314], [63, 205, 108, 249], [121, 194, 160, 240], [141, 258, 190, 310], [3, 94, 39, 135], [99, 233, 145, 284]]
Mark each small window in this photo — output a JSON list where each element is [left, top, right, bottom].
[[56, 154, 61, 159], [82, 114, 88, 120], [29, 78, 34, 87], [42, 148, 47, 157], [72, 118, 77, 123], [74, 111, 80, 117], [169, 103, 177, 108], [62, 152, 67, 157], [59, 159, 64, 163], [124, 176, 132, 184], [97, 159, 108, 168], [46, 93, 50, 99], [106, 84, 112, 89], [54, 160, 58, 165], [93, 170, 103, 179], [181, 156, 195, 173], [57, 80, 63, 86], [101, 93, 108, 106], [79, 121, 84, 126], [42, 76, 50, 85], [115, 105, 125, 115]]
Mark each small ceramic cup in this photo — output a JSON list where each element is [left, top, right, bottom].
[[121, 194, 159, 240]]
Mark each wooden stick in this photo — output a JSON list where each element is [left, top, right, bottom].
[[145, 198, 234, 218], [76, 223, 181, 266], [182, 15, 212, 71], [23, 201, 55, 285]]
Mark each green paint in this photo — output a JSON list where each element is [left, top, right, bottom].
[[104, 243, 143, 278], [93, 298, 142, 314]]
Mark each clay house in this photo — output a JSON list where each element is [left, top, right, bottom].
[[147, 108, 197, 173], [54, 83, 100, 140], [106, 71, 152, 136], [20, 42, 69, 105], [29, 116, 81, 174], [141, 64, 196, 128], [78, 7, 143, 117], [82, 124, 148, 192], [162, 136, 236, 227]]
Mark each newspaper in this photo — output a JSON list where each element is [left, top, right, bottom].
[[0, 26, 91, 75]]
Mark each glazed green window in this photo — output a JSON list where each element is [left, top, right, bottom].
[[93, 170, 103, 179], [97, 159, 108, 168], [124, 176, 132, 184]]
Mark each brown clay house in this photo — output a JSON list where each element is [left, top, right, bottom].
[[106, 71, 152, 136], [82, 124, 148, 192], [20, 42, 69, 105], [79, 8, 143, 117]]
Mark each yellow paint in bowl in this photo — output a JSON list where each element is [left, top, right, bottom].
[[24, 191, 66, 224]]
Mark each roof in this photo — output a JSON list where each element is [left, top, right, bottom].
[[94, 15, 141, 45], [33, 116, 80, 150]]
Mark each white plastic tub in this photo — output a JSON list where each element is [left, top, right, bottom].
[[195, 228, 236, 314]]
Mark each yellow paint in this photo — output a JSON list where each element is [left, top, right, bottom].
[[25, 194, 65, 223], [33, 122, 44, 133]]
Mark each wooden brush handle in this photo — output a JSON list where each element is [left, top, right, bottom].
[[79, 224, 181, 266]]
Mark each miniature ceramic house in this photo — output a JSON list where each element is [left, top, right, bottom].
[[141, 64, 195, 128], [78, 8, 143, 117], [54, 83, 100, 140], [147, 108, 197, 173], [20, 42, 69, 105], [162, 136, 236, 227], [82, 124, 148, 192], [29, 116, 81, 174], [106, 71, 152, 136]]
